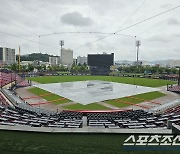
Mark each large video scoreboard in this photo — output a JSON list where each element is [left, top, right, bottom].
[[88, 53, 114, 66]]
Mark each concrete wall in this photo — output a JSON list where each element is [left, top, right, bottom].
[[0, 125, 172, 134]]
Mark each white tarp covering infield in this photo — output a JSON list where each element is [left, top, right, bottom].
[[34, 80, 159, 105]]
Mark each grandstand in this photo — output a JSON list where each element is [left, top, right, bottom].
[[0, 94, 180, 132], [167, 84, 180, 93], [167, 68, 180, 94], [0, 69, 30, 88]]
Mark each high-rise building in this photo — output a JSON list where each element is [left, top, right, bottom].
[[77, 56, 87, 65], [61, 48, 73, 67], [49, 56, 60, 66], [0, 47, 16, 65]]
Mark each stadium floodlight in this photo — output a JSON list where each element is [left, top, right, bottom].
[[136, 40, 141, 70], [136, 40, 141, 47], [60, 40, 64, 47], [59, 40, 64, 65]]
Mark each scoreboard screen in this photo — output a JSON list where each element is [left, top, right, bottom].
[[88, 53, 114, 66]]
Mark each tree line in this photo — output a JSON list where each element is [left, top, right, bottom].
[[5, 63, 178, 75], [16, 53, 55, 62], [6, 62, 89, 73], [117, 65, 178, 74]]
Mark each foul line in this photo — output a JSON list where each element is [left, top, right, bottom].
[[126, 96, 161, 105], [114, 99, 150, 109], [30, 98, 67, 106], [22, 93, 52, 99]]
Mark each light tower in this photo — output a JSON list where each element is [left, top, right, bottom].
[[136, 40, 141, 72], [59, 40, 64, 65]]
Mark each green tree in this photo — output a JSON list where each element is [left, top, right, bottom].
[[48, 65, 52, 71], [10, 63, 18, 71], [42, 64, 46, 71], [28, 64, 34, 72], [21, 65, 27, 72], [35, 65, 42, 71], [165, 68, 171, 74]]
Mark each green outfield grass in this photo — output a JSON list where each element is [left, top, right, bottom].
[[28, 75, 175, 87], [28, 87, 70, 105], [106, 91, 165, 108], [0, 130, 179, 154], [63, 103, 110, 110]]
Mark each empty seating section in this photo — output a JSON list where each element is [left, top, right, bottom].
[[0, 70, 29, 88], [87, 110, 150, 129], [168, 85, 180, 93], [0, 72, 16, 87], [1, 87, 83, 128], [164, 105, 180, 114], [87, 110, 180, 129], [0, 93, 9, 106], [0, 99, 180, 128], [0, 106, 83, 128], [1, 88, 55, 116], [15, 75, 30, 87]]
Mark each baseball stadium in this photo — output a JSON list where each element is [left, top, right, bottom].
[[0, 0, 180, 154], [0, 69, 180, 153]]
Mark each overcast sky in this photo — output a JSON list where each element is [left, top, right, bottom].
[[0, 0, 180, 61]]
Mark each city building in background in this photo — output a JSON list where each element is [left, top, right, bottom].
[[0, 47, 16, 65], [20, 61, 34, 66], [157, 60, 180, 68], [132, 61, 149, 66], [73, 58, 77, 65], [61, 48, 73, 67], [77, 56, 87, 65], [49, 56, 60, 66]]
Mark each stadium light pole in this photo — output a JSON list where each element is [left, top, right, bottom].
[[59, 40, 64, 65], [136, 40, 141, 73]]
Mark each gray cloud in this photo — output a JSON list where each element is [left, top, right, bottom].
[[160, 3, 173, 9], [147, 35, 171, 43], [167, 18, 180, 25], [61, 12, 91, 26], [0, 17, 10, 25]]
